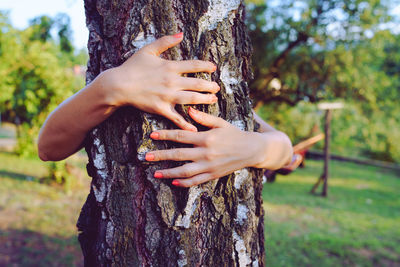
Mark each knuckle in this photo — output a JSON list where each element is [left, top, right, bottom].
[[204, 135, 215, 147], [176, 131, 186, 142], [160, 36, 172, 45], [156, 151, 166, 160], [181, 181, 192, 188], [188, 181, 198, 187], [208, 166, 218, 175], [205, 151, 216, 161], [192, 61, 202, 69], [164, 61, 175, 72], [180, 169, 191, 178], [161, 91, 173, 102], [193, 79, 204, 89], [174, 149, 183, 160], [190, 94, 200, 103], [161, 75, 175, 88]]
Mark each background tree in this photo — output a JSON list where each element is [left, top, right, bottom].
[[246, 0, 395, 107], [0, 12, 85, 157], [77, 0, 265, 266], [245, 0, 400, 162]]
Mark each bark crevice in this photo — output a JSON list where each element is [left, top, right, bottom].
[[78, 1, 265, 266]]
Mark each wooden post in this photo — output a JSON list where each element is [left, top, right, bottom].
[[322, 109, 332, 197], [311, 102, 343, 197]]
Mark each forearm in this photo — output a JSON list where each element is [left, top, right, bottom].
[[38, 70, 116, 161], [250, 111, 293, 170]]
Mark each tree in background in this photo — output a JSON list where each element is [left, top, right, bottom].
[[245, 0, 400, 162], [0, 11, 86, 157], [78, 0, 264, 265]]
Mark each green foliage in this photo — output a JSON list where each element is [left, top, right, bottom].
[[0, 11, 85, 162], [248, 1, 400, 162], [247, 0, 397, 105], [45, 161, 74, 191], [258, 99, 400, 162], [0, 12, 86, 185]]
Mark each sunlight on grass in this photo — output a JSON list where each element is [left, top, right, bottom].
[[264, 160, 400, 267], [0, 151, 399, 266], [0, 151, 89, 266]]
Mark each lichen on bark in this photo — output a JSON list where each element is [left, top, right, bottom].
[[78, 0, 265, 266]]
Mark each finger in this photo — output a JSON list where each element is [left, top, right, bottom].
[[140, 33, 183, 56], [150, 129, 203, 145], [154, 162, 206, 179], [188, 107, 229, 128], [145, 147, 205, 162], [177, 77, 220, 93], [172, 173, 214, 187], [171, 60, 216, 74], [163, 108, 197, 132], [173, 92, 218, 105]]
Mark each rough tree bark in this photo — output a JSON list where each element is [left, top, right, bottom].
[[77, 0, 265, 266]]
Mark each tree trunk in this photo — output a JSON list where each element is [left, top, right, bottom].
[[78, 0, 265, 266]]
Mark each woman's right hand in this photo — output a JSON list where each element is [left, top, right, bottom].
[[105, 33, 220, 131]]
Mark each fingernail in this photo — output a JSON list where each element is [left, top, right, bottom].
[[150, 132, 160, 139], [189, 126, 198, 132], [172, 180, 180, 186], [211, 95, 218, 102], [145, 153, 154, 161], [212, 64, 217, 72], [173, 32, 183, 39], [154, 172, 163, 178]]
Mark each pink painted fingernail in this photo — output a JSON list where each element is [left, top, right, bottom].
[[173, 32, 183, 39], [172, 180, 180, 186], [211, 95, 218, 102], [150, 132, 160, 139], [145, 153, 154, 161], [154, 172, 163, 178]]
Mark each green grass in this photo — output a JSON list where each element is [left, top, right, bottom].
[[0, 151, 89, 266], [264, 160, 400, 267], [0, 151, 399, 266]]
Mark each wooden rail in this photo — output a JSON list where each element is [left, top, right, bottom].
[[307, 150, 400, 173]]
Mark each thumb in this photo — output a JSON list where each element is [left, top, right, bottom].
[[164, 107, 198, 132], [188, 107, 228, 129], [140, 33, 183, 56]]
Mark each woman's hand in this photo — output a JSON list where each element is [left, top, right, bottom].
[[106, 33, 220, 131], [38, 33, 219, 161], [145, 107, 270, 187]]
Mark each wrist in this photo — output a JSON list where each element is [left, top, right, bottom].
[[96, 68, 123, 109], [246, 132, 268, 169]]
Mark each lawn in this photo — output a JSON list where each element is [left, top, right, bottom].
[[264, 160, 400, 267], [0, 151, 399, 266]]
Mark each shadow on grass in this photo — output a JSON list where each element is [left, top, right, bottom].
[[0, 229, 83, 267], [0, 170, 36, 181]]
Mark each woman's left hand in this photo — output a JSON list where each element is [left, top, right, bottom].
[[145, 107, 266, 187]]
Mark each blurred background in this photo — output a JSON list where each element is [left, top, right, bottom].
[[0, 0, 399, 266]]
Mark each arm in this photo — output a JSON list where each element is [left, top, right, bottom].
[[145, 107, 293, 187], [38, 33, 220, 161]]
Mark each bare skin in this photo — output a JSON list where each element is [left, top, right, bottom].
[[38, 34, 293, 187], [38, 33, 219, 161], [146, 107, 292, 187]]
